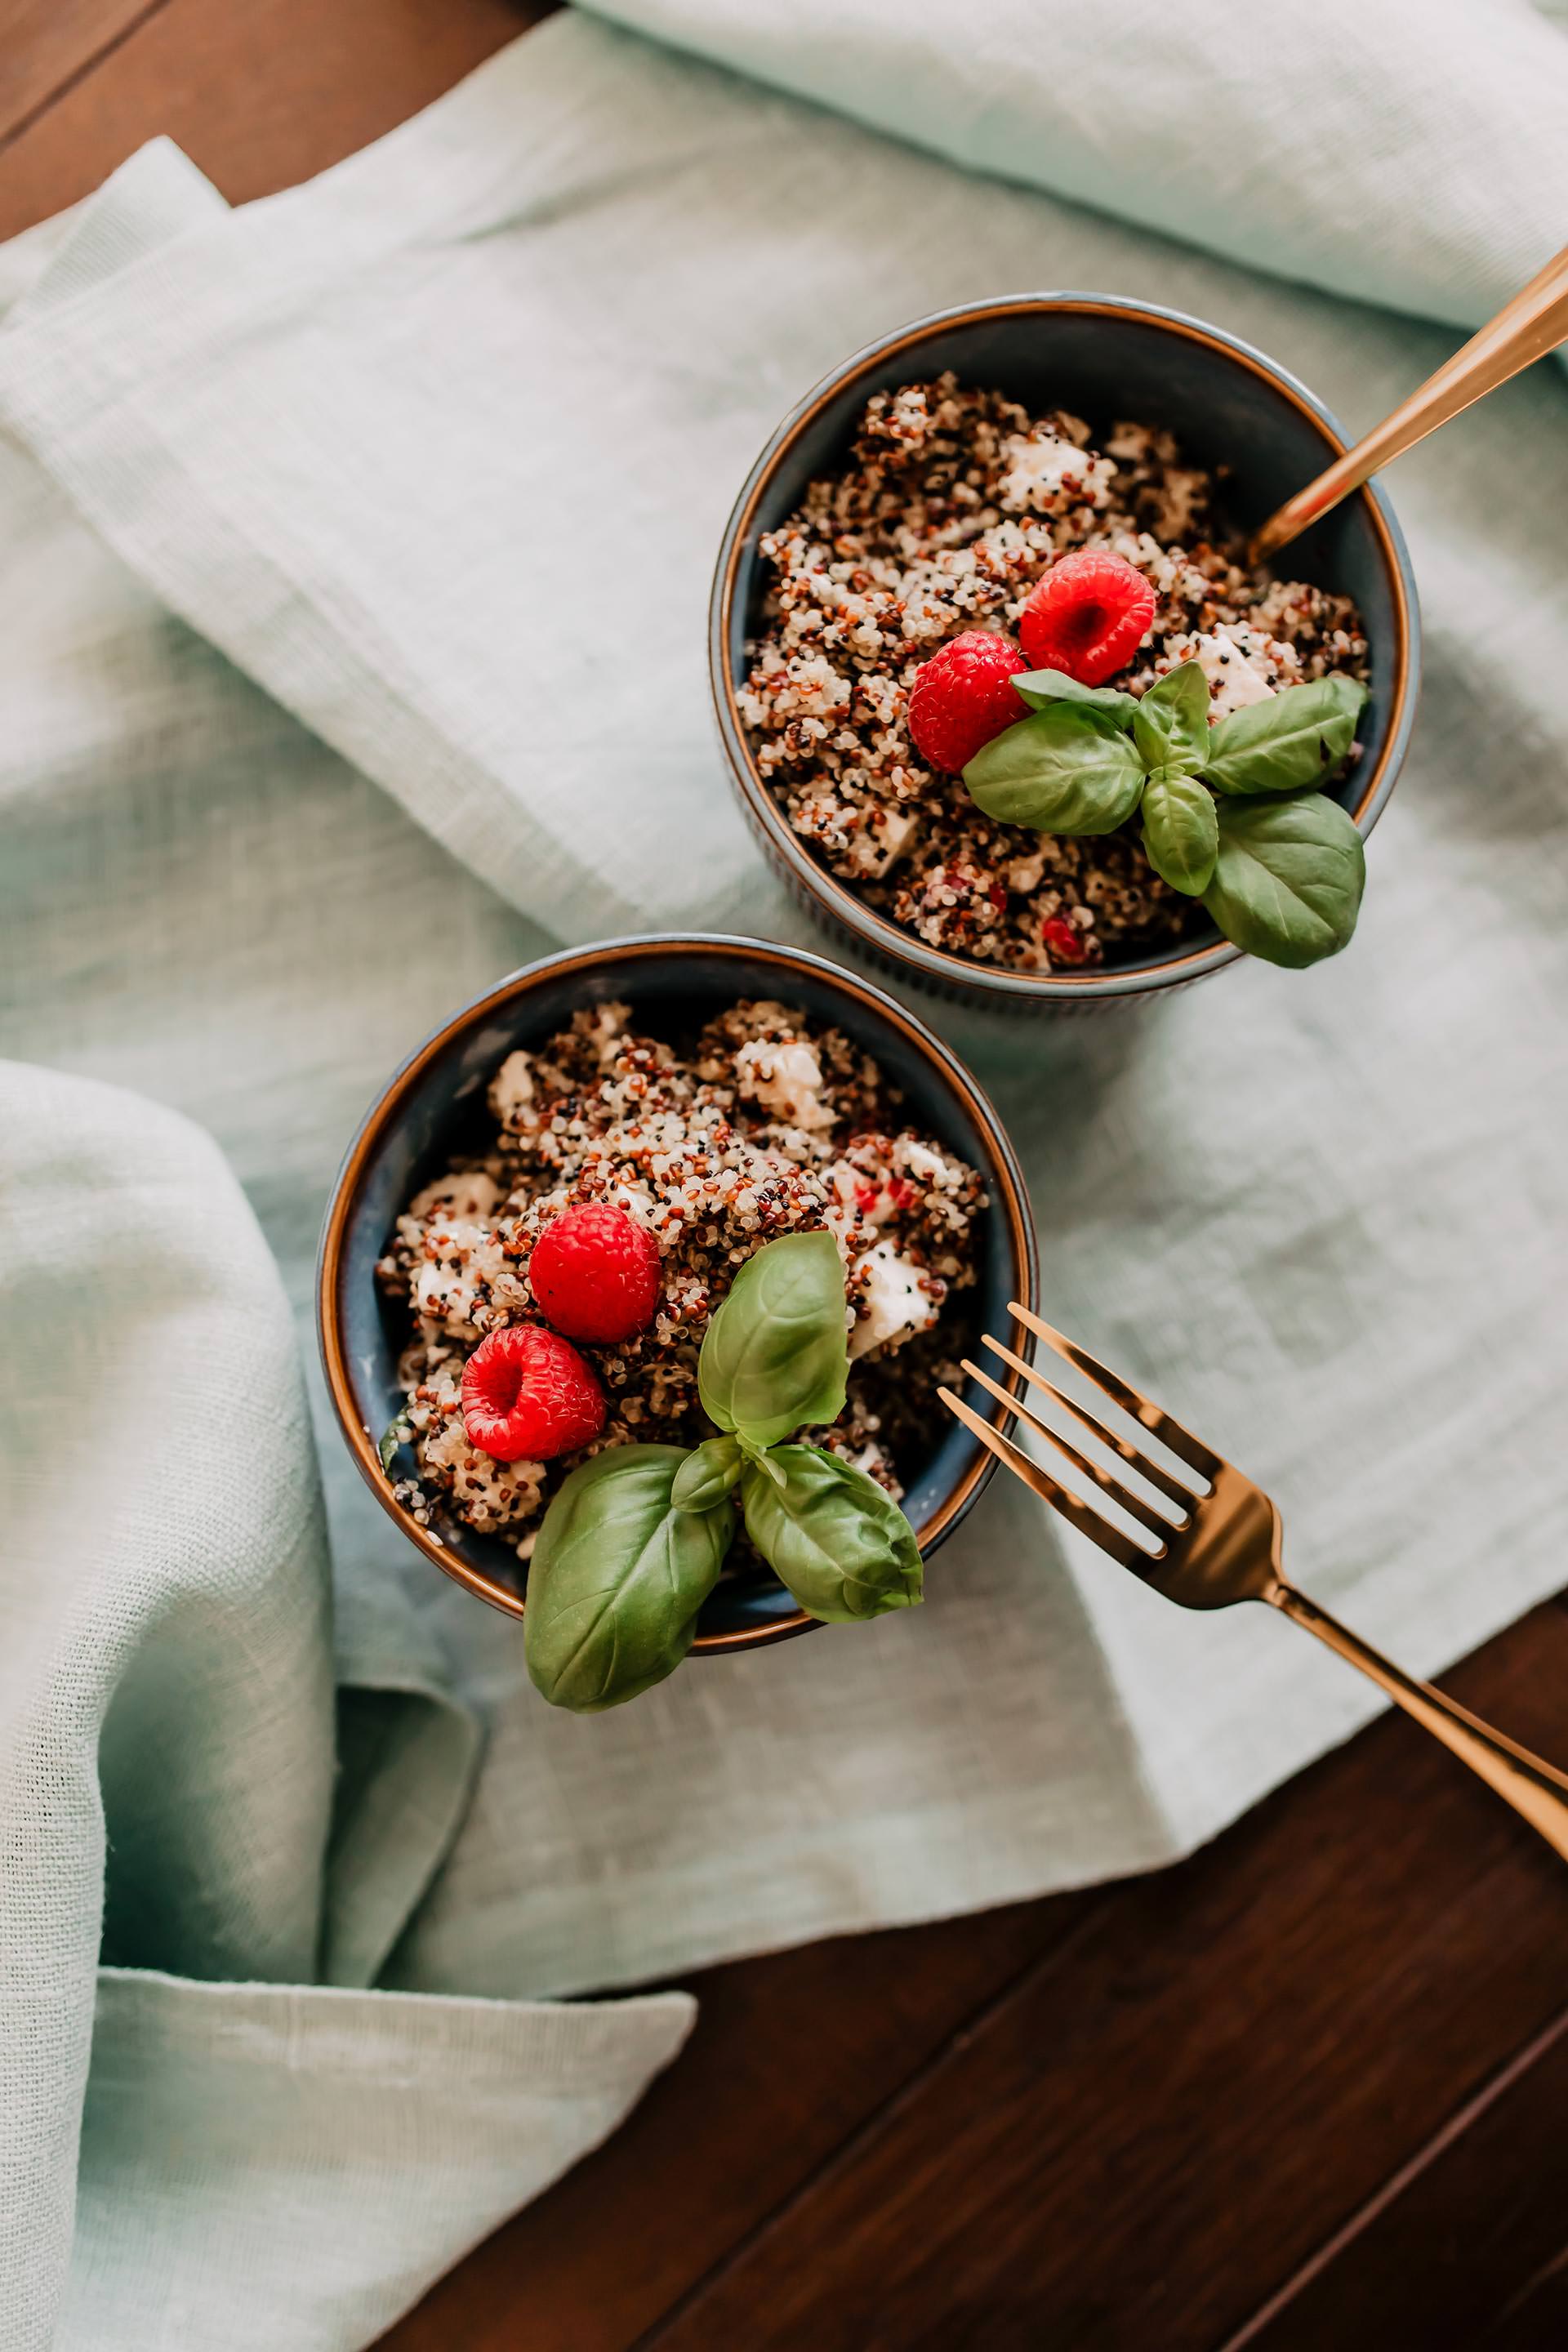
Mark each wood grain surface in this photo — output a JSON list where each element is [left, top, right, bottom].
[[4, 8, 1564, 2348]]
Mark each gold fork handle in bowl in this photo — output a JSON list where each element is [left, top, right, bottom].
[[1249, 237, 1568, 563], [1271, 1582, 1568, 1862]]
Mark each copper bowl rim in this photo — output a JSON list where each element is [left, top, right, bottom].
[[317, 931, 1040, 1654], [709, 291, 1421, 1004]]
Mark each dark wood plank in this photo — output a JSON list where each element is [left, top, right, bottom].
[[1486, 2250, 1568, 2352], [376, 1895, 1098, 2352], [0, 0, 553, 243], [630, 1601, 1568, 2352], [1229, 2007, 1568, 2350], [0, 0, 164, 148]]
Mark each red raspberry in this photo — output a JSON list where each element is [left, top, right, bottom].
[[1041, 916, 1089, 965], [1018, 550, 1156, 686], [461, 1325, 605, 1461], [906, 630, 1027, 772], [528, 1203, 662, 1343]]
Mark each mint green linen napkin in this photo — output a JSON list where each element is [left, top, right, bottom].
[[0, 1060, 693, 2352], [2, 6, 1568, 2345], [583, 0, 1568, 344]]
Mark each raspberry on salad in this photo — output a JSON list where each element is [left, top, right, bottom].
[[1041, 915, 1089, 965], [1018, 550, 1156, 686], [461, 1325, 605, 1462], [528, 1202, 662, 1343], [906, 630, 1027, 773]]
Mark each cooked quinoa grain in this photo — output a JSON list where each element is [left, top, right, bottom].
[[739, 376, 1370, 971], [376, 998, 983, 1554]]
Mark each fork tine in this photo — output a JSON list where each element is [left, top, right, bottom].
[[938, 1387, 1162, 1574], [979, 1331, 1202, 1514], [1007, 1303, 1223, 1479], [960, 1357, 1180, 1544]]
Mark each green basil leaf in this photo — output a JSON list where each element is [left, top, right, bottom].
[[962, 705, 1147, 836], [378, 1408, 412, 1472], [1141, 768, 1218, 897], [525, 1445, 734, 1712], [1012, 667, 1140, 729], [671, 1433, 743, 1512], [697, 1230, 848, 1452], [1131, 659, 1210, 776], [741, 1445, 923, 1624], [1200, 793, 1365, 969], [1202, 675, 1367, 795]]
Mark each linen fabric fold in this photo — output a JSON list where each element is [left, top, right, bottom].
[[0, 1061, 693, 2352], [2, 3, 1566, 2345]]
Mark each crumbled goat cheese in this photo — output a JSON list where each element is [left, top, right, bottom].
[[410, 1170, 501, 1223], [850, 1241, 938, 1359], [412, 1222, 514, 1337], [997, 429, 1115, 516], [844, 801, 922, 880], [1178, 625, 1290, 718], [489, 1051, 537, 1128], [733, 1036, 835, 1133]]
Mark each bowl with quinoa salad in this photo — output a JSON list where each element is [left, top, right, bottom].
[[318, 936, 1036, 1706], [710, 294, 1419, 1009]]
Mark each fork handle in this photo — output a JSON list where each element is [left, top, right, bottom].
[[1248, 237, 1568, 561], [1269, 1583, 1568, 1861]]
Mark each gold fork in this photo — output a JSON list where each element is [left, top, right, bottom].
[[942, 1303, 1568, 1862], [1248, 235, 1568, 562]]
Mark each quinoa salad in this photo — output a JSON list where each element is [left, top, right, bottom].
[[738, 374, 1370, 972], [376, 997, 984, 1557]]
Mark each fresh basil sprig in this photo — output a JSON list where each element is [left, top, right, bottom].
[[1200, 675, 1365, 795], [740, 1445, 924, 1622], [671, 1432, 744, 1512], [524, 1446, 735, 1712], [523, 1232, 926, 1712], [962, 702, 1147, 836], [1141, 768, 1218, 898], [697, 1227, 848, 1453], [960, 657, 1370, 968], [1202, 793, 1365, 968], [1013, 666, 1141, 728], [1131, 660, 1210, 777]]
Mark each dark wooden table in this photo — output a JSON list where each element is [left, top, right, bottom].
[[7, 9, 1566, 2346]]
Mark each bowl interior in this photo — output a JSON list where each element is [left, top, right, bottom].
[[719, 298, 1414, 986], [327, 938, 1036, 1648]]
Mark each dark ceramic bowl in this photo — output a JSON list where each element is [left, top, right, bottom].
[[710, 292, 1422, 1009], [318, 934, 1038, 1655]]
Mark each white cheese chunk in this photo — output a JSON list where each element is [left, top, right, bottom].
[[849, 1241, 936, 1359], [733, 1037, 835, 1133], [997, 431, 1115, 515]]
